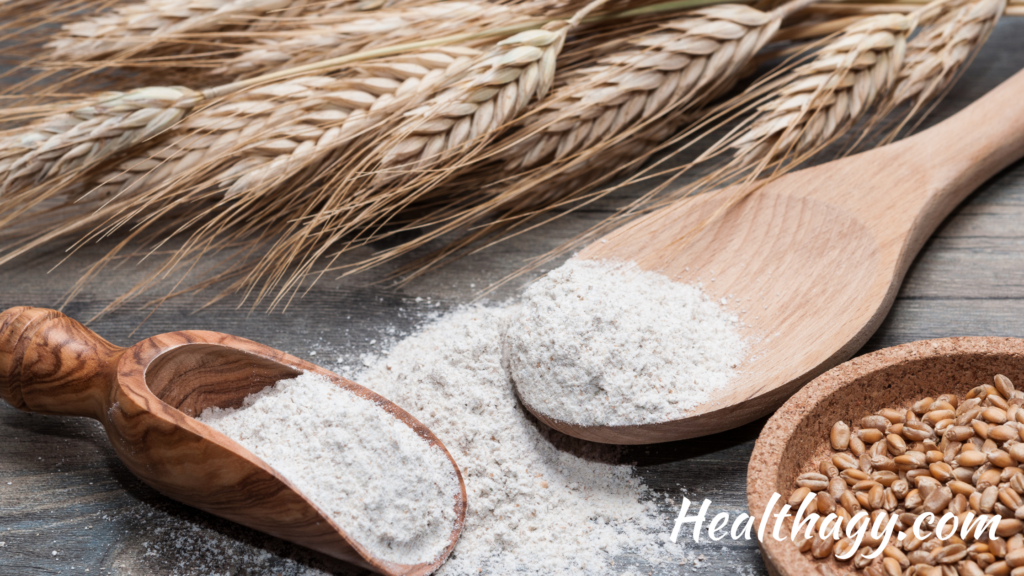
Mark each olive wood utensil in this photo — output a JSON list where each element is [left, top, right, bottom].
[[517, 67, 1024, 445], [747, 336, 1024, 575], [0, 306, 466, 576]]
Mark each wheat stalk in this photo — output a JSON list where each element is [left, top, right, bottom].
[[56, 0, 787, 306], [0, 86, 203, 196], [374, 24, 570, 179], [729, 12, 913, 164], [7, 21, 578, 309], [494, 0, 955, 290], [886, 0, 1005, 109], [268, 4, 782, 285], [0, 10, 571, 204], [416, 3, 943, 292], [0, 0, 677, 208], [47, 0, 300, 61], [4, 0, 991, 314], [497, 4, 780, 172], [378, 2, 789, 249], [209, 13, 594, 307], [330, 0, 1000, 290], [212, 1, 515, 78], [96, 48, 480, 200]]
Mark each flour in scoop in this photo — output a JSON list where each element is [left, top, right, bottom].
[[196, 371, 460, 566], [503, 258, 747, 426]]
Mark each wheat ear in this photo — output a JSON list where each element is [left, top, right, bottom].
[[212, 1, 518, 79], [498, 4, 781, 172], [396, 2, 790, 241], [184, 2, 609, 307], [729, 12, 914, 165], [230, 2, 775, 293], [3, 11, 556, 203], [0, 86, 202, 196], [451, 7, 925, 292], [374, 24, 569, 179], [886, 0, 1005, 109], [95, 48, 480, 200], [47, 0, 295, 60], [210, 18, 581, 306]]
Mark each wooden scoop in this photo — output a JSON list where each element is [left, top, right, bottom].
[[0, 306, 466, 576], [518, 67, 1024, 445]]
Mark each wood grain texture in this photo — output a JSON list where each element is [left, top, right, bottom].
[[0, 19, 1022, 576], [0, 308, 466, 576], [525, 65, 1024, 444]]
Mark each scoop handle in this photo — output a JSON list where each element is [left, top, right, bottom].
[[0, 307, 123, 419]]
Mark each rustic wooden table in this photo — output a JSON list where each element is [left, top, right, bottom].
[[1, 20, 1023, 576]]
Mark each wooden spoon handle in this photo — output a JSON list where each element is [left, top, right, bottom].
[[0, 307, 123, 419], [905, 67, 1024, 218]]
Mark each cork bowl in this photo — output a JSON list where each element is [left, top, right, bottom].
[[747, 336, 1024, 576]]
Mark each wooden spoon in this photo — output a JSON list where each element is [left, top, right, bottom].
[[516, 67, 1024, 445], [0, 306, 466, 576], [747, 336, 1024, 575]]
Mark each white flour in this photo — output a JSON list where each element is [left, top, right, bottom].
[[502, 258, 747, 426], [196, 372, 460, 566], [351, 305, 686, 575]]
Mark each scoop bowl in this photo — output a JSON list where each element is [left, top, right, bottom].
[[0, 306, 466, 576]]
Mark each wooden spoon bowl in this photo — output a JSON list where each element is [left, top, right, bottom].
[[515, 67, 1024, 445], [0, 306, 466, 576], [747, 336, 1024, 576]]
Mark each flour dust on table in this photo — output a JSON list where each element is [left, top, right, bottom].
[[503, 258, 747, 426], [350, 305, 687, 575], [197, 371, 460, 566]]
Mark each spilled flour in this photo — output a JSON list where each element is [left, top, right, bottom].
[[197, 372, 460, 566], [503, 258, 747, 426], [352, 305, 685, 575]]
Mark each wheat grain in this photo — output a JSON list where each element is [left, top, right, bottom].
[[47, 0, 295, 60], [730, 12, 913, 163], [886, 0, 1004, 109], [499, 5, 780, 172], [0, 86, 202, 195]]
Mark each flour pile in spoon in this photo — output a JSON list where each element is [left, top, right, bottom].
[[196, 372, 461, 566], [351, 305, 687, 575], [503, 258, 747, 426]]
